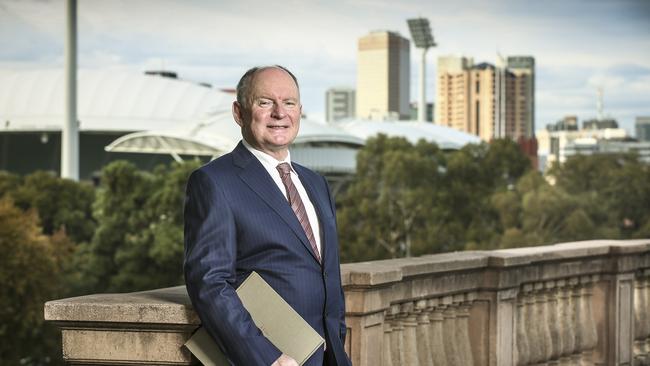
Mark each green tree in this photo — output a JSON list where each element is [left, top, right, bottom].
[[5, 171, 95, 244], [337, 135, 444, 260], [0, 197, 70, 365], [76, 159, 201, 293]]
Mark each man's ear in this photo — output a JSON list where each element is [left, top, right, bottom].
[[232, 101, 244, 127]]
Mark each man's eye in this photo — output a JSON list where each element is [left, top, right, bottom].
[[284, 101, 297, 108], [258, 100, 272, 107]]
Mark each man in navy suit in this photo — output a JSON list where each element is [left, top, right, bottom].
[[184, 66, 351, 366]]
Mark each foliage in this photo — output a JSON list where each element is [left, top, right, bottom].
[[0, 170, 95, 244], [0, 197, 70, 365], [338, 136, 649, 261], [75, 159, 201, 293]]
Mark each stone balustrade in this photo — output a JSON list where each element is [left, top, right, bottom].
[[45, 239, 650, 365]]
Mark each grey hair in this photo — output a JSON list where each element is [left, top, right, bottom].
[[235, 65, 300, 109]]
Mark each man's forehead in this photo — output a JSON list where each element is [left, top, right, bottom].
[[251, 68, 299, 93]]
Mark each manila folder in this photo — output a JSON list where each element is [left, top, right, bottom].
[[184, 271, 325, 366]]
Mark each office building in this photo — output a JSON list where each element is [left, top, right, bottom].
[[356, 31, 410, 120], [325, 87, 355, 122], [409, 102, 434, 122], [635, 117, 650, 141], [436, 55, 535, 141]]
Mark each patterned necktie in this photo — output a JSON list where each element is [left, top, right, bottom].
[[276, 163, 321, 264]]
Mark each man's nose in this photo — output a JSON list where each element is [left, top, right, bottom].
[[271, 103, 286, 119]]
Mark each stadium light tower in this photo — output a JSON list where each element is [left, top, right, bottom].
[[62, 0, 79, 180], [407, 18, 436, 122]]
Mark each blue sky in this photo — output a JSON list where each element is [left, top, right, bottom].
[[1, 0, 649, 134]]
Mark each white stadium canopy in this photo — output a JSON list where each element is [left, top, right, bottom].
[[0, 68, 232, 132], [1, 68, 481, 175]]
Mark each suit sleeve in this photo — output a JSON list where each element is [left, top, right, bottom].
[[323, 175, 347, 345], [184, 169, 282, 365]]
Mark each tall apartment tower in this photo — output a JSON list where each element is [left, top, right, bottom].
[[436, 55, 535, 141], [356, 31, 410, 120], [507, 56, 535, 138], [325, 87, 356, 122]]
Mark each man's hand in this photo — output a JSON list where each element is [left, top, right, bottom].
[[271, 354, 299, 366]]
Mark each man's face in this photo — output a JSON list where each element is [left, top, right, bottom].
[[233, 67, 301, 160]]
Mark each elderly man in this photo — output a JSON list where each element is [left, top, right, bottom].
[[184, 66, 351, 366]]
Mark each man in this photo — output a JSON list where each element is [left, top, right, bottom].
[[184, 66, 351, 366]]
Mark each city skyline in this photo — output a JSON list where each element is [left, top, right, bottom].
[[1, 0, 649, 134]]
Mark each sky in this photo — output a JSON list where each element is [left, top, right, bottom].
[[1, 0, 649, 135]]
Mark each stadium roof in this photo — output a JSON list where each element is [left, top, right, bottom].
[[0, 68, 232, 132], [338, 119, 481, 149], [0, 68, 481, 159]]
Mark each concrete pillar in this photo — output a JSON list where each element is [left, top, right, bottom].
[[442, 296, 461, 365], [556, 280, 575, 366], [545, 281, 561, 364], [570, 277, 583, 363], [389, 304, 405, 366], [644, 274, 650, 357], [429, 299, 447, 366], [635, 276, 648, 364], [415, 300, 433, 366], [516, 294, 529, 366], [523, 284, 543, 364], [382, 310, 394, 366], [580, 275, 599, 365], [535, 282, 553, 363], [456, 293, 475, 366], [607, 272, 635, 365], [400, 302, 419, 366]]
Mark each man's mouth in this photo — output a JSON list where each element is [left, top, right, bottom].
[[268, 125, 288, 129]]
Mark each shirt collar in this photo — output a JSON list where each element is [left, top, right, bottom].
[[241, 139, 294, 172]]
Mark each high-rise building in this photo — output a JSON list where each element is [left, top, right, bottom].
[[507, 56, 535, 138], [635, 116, 650, 141], [325, 87, 355, 122], [436, 55, 535, 141], [356, 31, 410, 120]]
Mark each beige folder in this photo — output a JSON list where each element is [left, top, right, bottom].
[[184, 271, 325, 366]]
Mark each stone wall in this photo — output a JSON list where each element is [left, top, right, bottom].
[[45, 239, 650, 365]]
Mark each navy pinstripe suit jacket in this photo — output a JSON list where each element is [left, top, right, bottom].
[[184, 142, 351, 366]]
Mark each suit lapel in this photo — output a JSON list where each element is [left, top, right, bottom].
[[232, 143, 321, 264]]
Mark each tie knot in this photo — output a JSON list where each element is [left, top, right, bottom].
[[276, 162, 291, 177]]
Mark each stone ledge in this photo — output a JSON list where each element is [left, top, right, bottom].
[[45, 286, 199, 325]]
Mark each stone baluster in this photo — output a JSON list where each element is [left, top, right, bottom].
[[388, 304, 405, 366], [535, 282, 554, 364], [556, 279, 575, 366], [644, 273, 650, 358], [516, 293, 530, 366], [523, 284, 542, 364], [429, 298, 447, 366], [635, 275, 648, 365], [579, 275, 599, 365], [442, 295, 461, 366], [400, 302, 419, 366], [415, 299, 433, 366], [545, 281, 561, 365], [570, 277, 583, 364], [456, 292, 475, 366], [383, 309, 394, 366]]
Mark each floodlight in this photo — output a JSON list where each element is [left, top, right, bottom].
[[407, 17, 436, 122], [407, 18, 436, 49]]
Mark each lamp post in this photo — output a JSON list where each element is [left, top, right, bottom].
[[407, 18, 436, 122], [62, 0, 79, 180]]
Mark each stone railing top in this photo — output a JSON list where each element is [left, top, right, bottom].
[[340, 239, 650, 287], [44, 239, 650, 326], [45, 285, 199, 325]]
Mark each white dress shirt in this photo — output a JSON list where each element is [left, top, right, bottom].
[[241, 140, 322, 255]]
